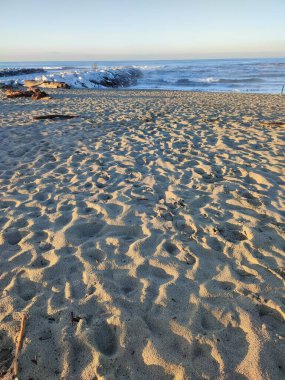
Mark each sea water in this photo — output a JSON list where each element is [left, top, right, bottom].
[[0, 58, 284, 93]]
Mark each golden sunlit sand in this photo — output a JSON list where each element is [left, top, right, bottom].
[[0, 89, 284, 379]]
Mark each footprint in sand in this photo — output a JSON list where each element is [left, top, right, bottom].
[[81, 242, 106, 265], [190, 342, 220, 378], [236, 268, 258, 283], [0, 200, 16, 210], [200, 279, 236, 297], [63, 337, 91, 378], [200, 307, 223, 331], [3, 228, 22, 245], [66, 221, 104, 245], [119, 275, 141, 299], [218, 223, 248, 243], [15, 276, 40, 302], [137, 262, 173, 282], [238, 189, 262, 207], [163, 241, 179, 255], [163, 241, 196, 266], [257, 305, 285, 335], [0, 330, 13, 378], [11, 217, 28, 229], [31, 255, 50, 268], [88, 320, 118, 357], [217, 326, 248, 374], [97, 193, 113, 201]]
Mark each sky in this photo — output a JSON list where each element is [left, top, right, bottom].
[[1, 0, 285, 61]]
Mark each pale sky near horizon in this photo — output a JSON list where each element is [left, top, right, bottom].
[[1, 0, 285, 61]]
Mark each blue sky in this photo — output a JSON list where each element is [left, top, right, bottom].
[[1, 0, 285, 61]]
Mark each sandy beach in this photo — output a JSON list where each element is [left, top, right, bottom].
[[0, 89, 284, 380]]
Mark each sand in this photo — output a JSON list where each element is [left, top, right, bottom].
[[0, 89, 284, 380]]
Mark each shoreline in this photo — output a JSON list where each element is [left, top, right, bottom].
[[1, 85, 284, 96]]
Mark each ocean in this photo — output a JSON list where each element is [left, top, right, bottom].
[[0, 58, 284, 93]]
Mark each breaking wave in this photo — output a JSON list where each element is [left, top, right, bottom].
[[1, 67, 142, 89], [44, 67, 143, 88]]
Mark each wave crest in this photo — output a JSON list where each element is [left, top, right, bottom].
[[0, 68, 46, 78]]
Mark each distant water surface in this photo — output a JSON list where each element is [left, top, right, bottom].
[[0, 58, 284, 93]]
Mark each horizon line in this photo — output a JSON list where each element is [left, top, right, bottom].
[[1, 56, 285, 63]]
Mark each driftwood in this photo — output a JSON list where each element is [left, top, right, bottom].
[[5, 88, 49, 100], [24, 80, 70, 89], [33, 114, 77, 120], [262, 121, 285, 127], [13, 313, 28, 379], [5, 89, 33, 98], [30, 88, 49, 100]]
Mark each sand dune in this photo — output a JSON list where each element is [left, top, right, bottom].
[[0, 89, 284, 380]]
